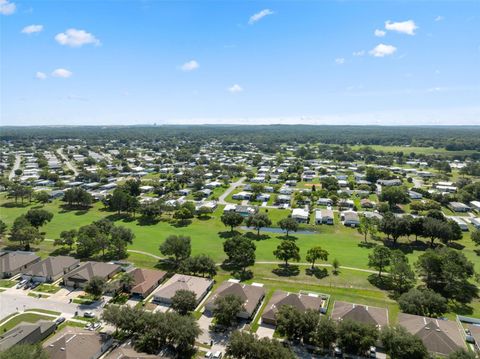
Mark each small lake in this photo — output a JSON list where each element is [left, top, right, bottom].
[[240, 226, 318, 235]]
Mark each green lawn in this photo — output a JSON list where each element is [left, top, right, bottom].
[[0, 279, 15, 288], [0, 313, 54, 332], [24, 308, 60, 315], [33, 284, 61, 294]]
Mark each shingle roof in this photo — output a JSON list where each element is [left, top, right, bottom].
[[129, 268, 166, 295], [153, 274, 213, 301], [44, 329, 111, 359], [331, 301, 389, 328], [24, 256, 79, 278], [0, 251, 40, 274], [0, 320, 55, 351], [206, 281, 265, 316], [64, 261, 120, 282], [262, 290, 324, 323], [398, 313, 466, 356]]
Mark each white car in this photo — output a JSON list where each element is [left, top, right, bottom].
[[16, 279, 28, 289], [212, 352, 222, 359], [204, 352, 212, 358]]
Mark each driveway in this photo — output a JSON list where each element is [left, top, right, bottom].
[[197, 314, 229, 353], [218, 177, 245, 205], [256, 323, 275, 339]]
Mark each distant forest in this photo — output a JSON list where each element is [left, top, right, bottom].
[[1, 125, 479, 151]]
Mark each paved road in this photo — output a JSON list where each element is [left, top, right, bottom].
[[8, 154, 21, 180], [218, 177, 245, 205], [57, 147, 78, 176]]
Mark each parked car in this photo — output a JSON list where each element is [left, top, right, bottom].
[[83, 311, 95, 318], [212, 352, 222, 359], [30, 282, 40, 289], [16, 279, 27, 289], [204, 352, 212, 358], [55, 317, 66, 325], [23, 281, 32, 290], [334, 347, 343, 358], [369, 346, 376, 358]]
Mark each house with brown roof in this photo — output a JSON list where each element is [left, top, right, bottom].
[[398, 313, 467, 357], [204, 280, 265, 319], [22, 256, 80, 283], [467, 323, 480, 353], [331, 301, 389, 328], [105, 341, 165, 358], [129, 268, 167, 298], [152, 274, 213, 305], [0, 320, 56, 351], [44, 328, 113, 359], [261, 290, 326, 326], [0, 251, 41, 278], [63, 261, 121, 289]]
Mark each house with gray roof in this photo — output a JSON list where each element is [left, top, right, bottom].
[[22, 256, 80, 283], [331, 301, 389, 328], [63, 261, 121, 289], [0, 251, 41, 278], [205, 280, 265, 319], [261, 290, 326, 325], [398, 313, 466, 357], [0, 320, 56, 351], [152, 274, 213, 305]]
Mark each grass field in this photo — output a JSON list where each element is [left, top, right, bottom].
[[0, 279, 15, 288], [0, 313, 54, 332]]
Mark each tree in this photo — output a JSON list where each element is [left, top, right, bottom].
[[171, 289, 197, 315], [10, 215, 43, 250], [278, 217, 299, 236], [379, 186, 409, 209], [226, 330, 295, 359], [0, 344, 49, 359], [310, 316, 337, 351], [332, 258, 340, 275], [416, 247, 477, 303], [223, 236, 256, 274], [447, 350, 476, 359], [105, 188, 131, 214], [213, 294, 244, 328], [76, 223, 100, 258], [274, 240, 300, 266], [221, 211, 244, 232], [85, 276, 106, 299], [25, 209, 54, 229], [118, 272, 135, 292], [337, 320, 378, 356], [181, 254, 217, 277], [35, 191, 50, 205], [472, 229, 480, 246], [63, 187, 92, 208], [389, 250, 415, 294], [357, 216, 378, 242], [159, 235, 191, 267], [275, 305, 305, 341], [0, 219, 7, 239], [306, 246, 329, 269], [379, 212, 410, 244], [246, 213, 272, 236], [110, 225, 135, 259], [422, 217, 451, 247], [54, 229, 77, 250], [368, 246, 391, 278], [173, 206, 194, 223], [398, 288, 448, 317], [381, 325, 429, 359]]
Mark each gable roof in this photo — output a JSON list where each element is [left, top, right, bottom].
[[64, 261, 120, 282], [331, 301, 389, 328], [0, 320, 56, 351], [44, 328, 111, 359], [129, 268, 166, 295], [153, 274, 213, 301], [206, 281, 265, 316], [0, 251, 40, 273], [24, 256, 79, 278], [398, 313, 466, 356], [262, 290, 324, 323]]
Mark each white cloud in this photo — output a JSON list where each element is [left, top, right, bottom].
[[374, 29, 386, 37], [353, 50, 365, 57], [228, 84, 243, 93], [0, 0, 15, 15], [249, 9, 274, 24], [385, 20, 418, 35], [369, 43, 397, 57], [180, 60, 199, 72], [51, 68, 73, 78], [55, 28, 100, 47], [35, 72, 47, 80], [21, 24, 43, 34], [435, 16, 444, 22], [335, 58, 345, 65]]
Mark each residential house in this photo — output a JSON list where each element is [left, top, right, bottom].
[[341, 211, 360, 227], [152, 274, 213, 305], [449, 202, 471, 213], [205, 280, 265, 320], [129, 268, 167, 299], [398, 313, 466, 357], [0, 251, 41, 279], [0, 321, 56, 351], [232, 191, 252, 200], [448, 217, 469, 231], [63, 261, 121, 289], [471, 218, 480, 230], [22, 256, 80, 283], [470, 201, 480, 212], [409, 190, 423, 199], [234, 205, 258, 217], [261, 291, 326, 326], [316, 209, 334, 225], [331, 301, 389, 328], [377, 179, 402, 186], [292, 208, 309, 223], [317, 198, 333, 206], [44, 328, 113, 359]]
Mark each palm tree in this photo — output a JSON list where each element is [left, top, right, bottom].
[[118, 272, 135, 292]]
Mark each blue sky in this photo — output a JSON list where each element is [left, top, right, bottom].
[[1, 0, 479, 126]]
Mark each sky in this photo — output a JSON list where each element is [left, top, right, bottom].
[[1, 0, 479, 126]]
